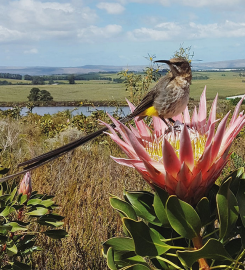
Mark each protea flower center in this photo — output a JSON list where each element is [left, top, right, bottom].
[[143, 127, 207, 165]]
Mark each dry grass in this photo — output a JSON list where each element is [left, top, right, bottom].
[[0, 117, 148, 269], [1, 98, 245, 269]]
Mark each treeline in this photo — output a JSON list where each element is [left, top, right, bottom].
[[192, 75, 209, 80], [0, 73, 22, 80], [23, 73, 124, 82]]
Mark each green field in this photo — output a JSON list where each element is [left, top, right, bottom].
[[0, 71, 244, 103]]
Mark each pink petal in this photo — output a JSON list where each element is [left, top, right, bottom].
[[183, 106, 190, 126], [106, 133, 138, 159], [197, 86, 207, 131], [194, 143, 212, 174], [165, 172, 178, 195], [123, 125, 152, 162], [205, 121, 218, 148], [153, 116, 167, 137], [162, 138, 181, 177], [207, 93, 218, 130], [175, 180, 188, 201], [180, 125, 194, 170], [173, 113, 183, 123], [189, 171, 202, 199], [230, 95, 245, 126], [191, 106, 198, 129], [111, 157, 141, 168], [141, 159, 166, 187], [107, 114, 132, 146], [126, 98, 136, 113], [210, 112, 230, 164], [177, 162, 193, 187]]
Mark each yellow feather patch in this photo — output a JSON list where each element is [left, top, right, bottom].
[[140, 106, 159, 117]]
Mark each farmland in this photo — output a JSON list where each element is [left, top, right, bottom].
[[0, 71, 244, 104]]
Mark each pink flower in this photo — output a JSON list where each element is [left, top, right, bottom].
[[18, 172, 32, 199], [102, 87, 245, 205]]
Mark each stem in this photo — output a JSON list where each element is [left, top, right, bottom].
[[233, 248, 245, 269], [156, 256, 184, 269], [192, 235, 210, 270], [202, 229, 219, 240]]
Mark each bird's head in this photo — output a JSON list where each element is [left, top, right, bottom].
[[155, 58, 192, 77]]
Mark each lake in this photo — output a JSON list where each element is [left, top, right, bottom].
[[0, 106, 131, 117]]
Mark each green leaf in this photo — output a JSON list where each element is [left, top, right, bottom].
[[28, 207, 48, 216], [27, 198, 42, 206], [0, 206, 15, 217], [228, 167, 245, 195], [39, 199, 54, 208], [45, 221, 64, 227], [153, 186, 170, 227], [8, 186, 17, 203], [12, 261, 31, 270], [19, 194, 28, 204], [107, 247, 117, 270], [103, 237, 135, 252], [124, 191, 161, 225], [217, 178, 239, 241], [44, 229, 68, 239], [123, 218, 171, 256], [38, 213, 64, 222], [0, 194, 10, 202], [7, 222, 28, 232], [6, 240, 18, 256], [177, 239, 232, 268], [166, 195, 201, 239], [103, 237, 147, 268], [110, 196, 137, 220], [237, 179, 245, 228], [121, 265, 151, 270], [196, 197, 210, 226]]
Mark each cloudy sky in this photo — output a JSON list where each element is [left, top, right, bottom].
[[0, 0, 245, 67]]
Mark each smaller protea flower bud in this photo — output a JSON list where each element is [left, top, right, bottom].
[[18, 172, 32, 199]]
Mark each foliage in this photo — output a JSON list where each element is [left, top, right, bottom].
[[103, 168, 245, 269], [27, 88, 53, 102], [68, 75, 75, 84], [0, 178, 67, 269], [173, 43, 194, 63], [32, 76, 45, 85], [229, 97, 245, 106], [118, 55, 161, 104], [0, 106, 22, 119]]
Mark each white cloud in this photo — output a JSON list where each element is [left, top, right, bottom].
[[24, 48, 38, 54], [77, 24, 123, 42], [0, 26, 25, 43], [0, 0, 98, 43], [97, 2, 125, 14], [128, 20, 245, 41]]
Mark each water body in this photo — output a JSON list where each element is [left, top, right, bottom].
[[0, 106, 131, 117]]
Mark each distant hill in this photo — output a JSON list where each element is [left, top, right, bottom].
[[0, 59, 245, 75], [192, 59, 245, 70]]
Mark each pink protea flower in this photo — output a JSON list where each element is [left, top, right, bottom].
[[102, 87, 245, 205], [18, 172, 32, 199]]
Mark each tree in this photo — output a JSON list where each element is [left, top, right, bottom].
[[28, 87, 40, 101], [39, 90, 53, 101], [32, 76, 45, 85], [27, 88, 53, 101], [68, 74, 75, 84]]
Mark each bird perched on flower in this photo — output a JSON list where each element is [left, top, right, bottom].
[[0, 57, 192, 182]]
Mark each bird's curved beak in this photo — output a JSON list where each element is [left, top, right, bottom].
[[154, 60, 171, 64]]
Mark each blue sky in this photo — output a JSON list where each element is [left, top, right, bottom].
[[0, 0, 245, 67]]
